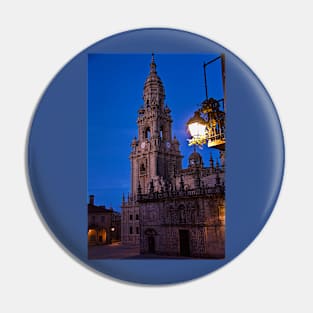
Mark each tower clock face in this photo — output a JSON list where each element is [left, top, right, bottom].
[[141, 142, 146, 149], [166, 141, 171, 149]]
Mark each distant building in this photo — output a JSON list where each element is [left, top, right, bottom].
[[121, 55, 225, 258], [88, 195, 121, 245]]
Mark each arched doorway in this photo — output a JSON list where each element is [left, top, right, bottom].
[[88, 229, 97, 245], [144, 228, 157, 254], [98, 228, 107, 244], [88, 228, 107, 245], [148, 236, 155, 253], [179, 229, 190, 256]]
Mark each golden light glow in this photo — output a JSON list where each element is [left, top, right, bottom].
[[88, 229, 97, 243], [186, 111, 207, 146], [186, 104, 225, 149], [188, 122, 206, 138], [186, 111, 207, 140]]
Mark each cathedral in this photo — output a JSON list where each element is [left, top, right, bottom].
[[121, 55, 225, 258]]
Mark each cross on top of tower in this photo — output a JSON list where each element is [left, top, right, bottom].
[[150, 53, 156, 73]]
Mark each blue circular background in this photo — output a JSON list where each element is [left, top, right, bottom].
[[27, 28, 284, 285]]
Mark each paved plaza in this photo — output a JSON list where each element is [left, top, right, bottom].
[[88, 242, 140, 259], [88, 242, 191, 259]]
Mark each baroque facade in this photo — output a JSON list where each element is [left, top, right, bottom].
[[121, 55, 225, 258]]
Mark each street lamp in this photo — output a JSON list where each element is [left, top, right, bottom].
[[187, 111, 206, 139], [187, 54, 226, 150]]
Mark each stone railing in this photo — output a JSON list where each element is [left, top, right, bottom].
[[137, 184, 224, 202]]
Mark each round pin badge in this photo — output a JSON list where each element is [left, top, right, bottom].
[[27, 28, 284, 285]]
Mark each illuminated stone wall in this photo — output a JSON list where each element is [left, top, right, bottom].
[[138, 184, 225, 258]]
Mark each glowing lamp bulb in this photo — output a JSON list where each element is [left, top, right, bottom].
[[188, 122, 206, 138], [187, 111, 206, 138]]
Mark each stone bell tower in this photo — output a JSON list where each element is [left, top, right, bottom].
[[122, 55, 225, 254], [130, 54, 183, 196]]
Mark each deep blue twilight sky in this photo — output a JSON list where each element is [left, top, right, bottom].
[[88, 54, 224, 211]]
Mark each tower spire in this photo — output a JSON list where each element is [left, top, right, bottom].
[[143, 53, 165, 107], [150, 53, 156, 73]]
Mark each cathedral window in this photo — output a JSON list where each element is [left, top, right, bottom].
[[140, 163, 146, 174], [130, 214, 133, 220], [136, 227, 139, 234], [136, 214, 139, 220], [129, 226, 133, 234], [160, 126, 163, 139], [145, 127, 151, 140]]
